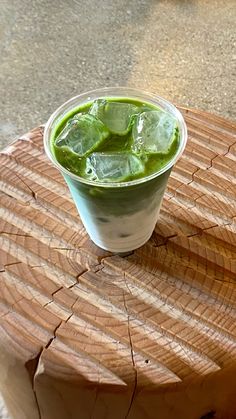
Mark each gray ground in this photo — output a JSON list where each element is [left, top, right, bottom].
[[0, 0, 236, 150]]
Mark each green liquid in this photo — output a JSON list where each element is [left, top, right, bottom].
[[51, 98, 179, 182]]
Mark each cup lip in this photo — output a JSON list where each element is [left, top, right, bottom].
[[44, 87, 187, 188]]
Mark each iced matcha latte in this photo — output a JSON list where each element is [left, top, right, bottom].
[[44, 88, 187, 252]]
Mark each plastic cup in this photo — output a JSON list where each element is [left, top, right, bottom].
[[44, 87, 187, 252]]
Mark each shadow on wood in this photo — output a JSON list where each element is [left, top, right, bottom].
[[34, 363, 236, 419]]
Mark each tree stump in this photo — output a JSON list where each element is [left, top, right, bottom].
[[0, 108, 236, 419]]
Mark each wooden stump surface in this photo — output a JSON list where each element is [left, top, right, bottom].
[[0, 108, 236, 418]]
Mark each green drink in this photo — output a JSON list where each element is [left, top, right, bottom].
[[44, 88, 187, 252]]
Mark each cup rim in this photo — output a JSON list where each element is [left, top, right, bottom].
[[44, 87, 187, 188]]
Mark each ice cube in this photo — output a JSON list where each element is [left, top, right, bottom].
[[55, 114, 109, 157], [85, 152, 145, 182], [132, 110, 178, 154], [89, 99, 139, 135]]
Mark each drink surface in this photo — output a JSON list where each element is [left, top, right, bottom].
[[51, 98, 179, 183]]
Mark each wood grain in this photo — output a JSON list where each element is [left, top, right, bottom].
[[0, 109, 236, 418]]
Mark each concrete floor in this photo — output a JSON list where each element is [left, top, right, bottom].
[[0, 0, 235, 149]]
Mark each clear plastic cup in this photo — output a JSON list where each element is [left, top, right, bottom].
[[44, 87, 187, 252]]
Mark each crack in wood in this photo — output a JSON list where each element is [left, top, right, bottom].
[[225, 139, 236, 155], [0, 231, 32, 238], [76, 268, 89, 282], [151, 234, 178, 248], [123, 287, 138, 419], [51, 287, 64, 297], [51, 247, 75, 251], [25, 351, 43, 386], [14, 171, 37, 200], [186, 224, 219, 238], [92, 253, 135, 276], [214, 278, 236, 285], [0, 190, 15, 200], [27, 320, 63, 419], [206, 153, 222, 171], [149, 222, 222, 250], [4, 261, 22, 268], [0, 261, 22, 274], [185, 167, 201, 186]]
